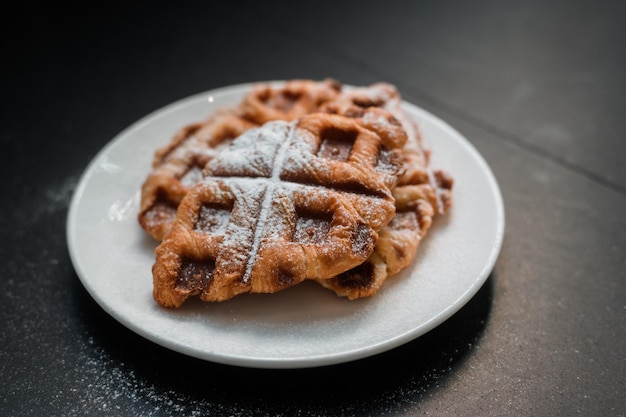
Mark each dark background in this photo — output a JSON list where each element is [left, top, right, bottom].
[[2, 1, 625, 415]]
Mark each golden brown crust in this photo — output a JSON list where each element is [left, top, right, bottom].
[[239, 79, 341, 124], [141, 79, 453, 305], [152, 111, 405, 307], [315, 83, 453, 299], [138, 80, 341, 241], [317, 184, 436, 299]]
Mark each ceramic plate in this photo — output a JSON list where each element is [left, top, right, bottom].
[[67, 82, 504, 368]]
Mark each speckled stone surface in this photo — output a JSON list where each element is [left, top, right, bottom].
[[2, 1, 625, 416]]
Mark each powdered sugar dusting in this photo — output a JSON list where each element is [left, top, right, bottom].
[[208, 122, 287, 177], [217, 179, 266, 274], [173, 113, 398, 293], [180, 166, 203, 187], [239, 122, 296, 282]]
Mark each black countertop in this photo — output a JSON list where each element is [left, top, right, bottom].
[[2, 1, 625, 415]]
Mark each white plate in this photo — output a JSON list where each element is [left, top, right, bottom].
[[67, 82, 504, 369]]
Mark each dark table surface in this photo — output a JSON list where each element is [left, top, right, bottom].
[[2, 1, 625, 416]]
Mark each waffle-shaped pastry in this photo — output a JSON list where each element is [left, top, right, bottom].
[[152, 111, 406, 307], [138, 80, 341, 240], [317, 83, 453, 299]]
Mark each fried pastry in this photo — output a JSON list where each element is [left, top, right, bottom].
[[138, 79, 341, 240], [317, 83, 453, 299], [152, 111, 407, 307]]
